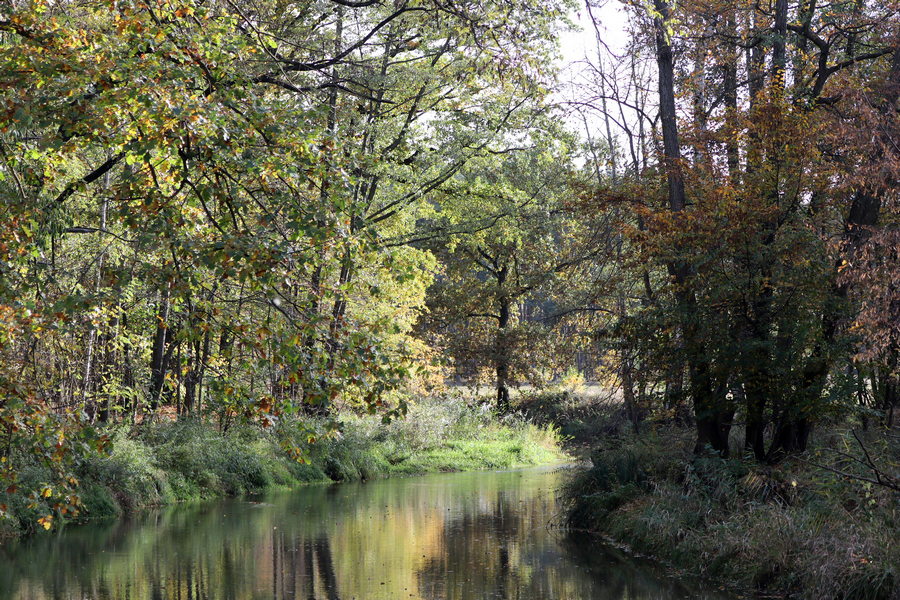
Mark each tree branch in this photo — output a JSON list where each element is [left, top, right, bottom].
[[53, 153, 124, 205]]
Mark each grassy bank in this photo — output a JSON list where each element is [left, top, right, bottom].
[[0, 394, 564, 537], [562, 425, 900, 599], [516, 388, 626, 457]]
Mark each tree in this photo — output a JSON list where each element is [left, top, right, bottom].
[[0, 0, 573, 521], [418, 127, 608, 410], [575, 0, 900, 459]]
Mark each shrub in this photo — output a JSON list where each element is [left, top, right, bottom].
[[3, 391, 564, 535], [562, 427, 900, 599]]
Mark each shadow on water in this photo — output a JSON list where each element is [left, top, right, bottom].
[[560, 532, 738, 600], [0, 465, 738, 600]]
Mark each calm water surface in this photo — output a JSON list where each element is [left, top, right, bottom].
[[0, 465, 737, 600]]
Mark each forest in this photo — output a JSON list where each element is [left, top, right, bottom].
[[1, 0, 900, 595]]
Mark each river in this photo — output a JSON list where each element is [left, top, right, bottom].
[[0, 465, 737, 599]]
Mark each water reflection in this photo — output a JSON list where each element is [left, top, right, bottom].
[[0, 466, 736, 600]]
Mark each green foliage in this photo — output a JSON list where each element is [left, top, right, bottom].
[[419, 127, 606, 407], [316, 394, 564, 480], [89, 429, 164, 508], [0, 394, 563, 536], [0, 401, 110, 530], [0, 0, 574, 525]]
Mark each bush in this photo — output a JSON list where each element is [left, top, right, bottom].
[[2, 392, 564, 536], [516, 389, 626, 449], [562, 428, 900, 599]]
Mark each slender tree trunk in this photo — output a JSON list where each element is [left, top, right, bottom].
[[83, 169, 110, 418], [121, 309, 135, 422], [722, 11, 740, 181], [495, 265, 511, 413], [748, 8, 765, 105], [692, 41, 710, 165], [772, 0, 789, 91], [654, 0, 685, 216], [302, 8, 343, 417], [96, 307, 119, 424], [744, 349, 770, 461], [148, 288, 173, 414], [327, 257, 352, 364], [882, 371, 900, 428], [183, 339, 198, 416]]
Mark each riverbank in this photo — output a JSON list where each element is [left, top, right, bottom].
[[0, 394, 564, 537], [562, 425, 900, 600]]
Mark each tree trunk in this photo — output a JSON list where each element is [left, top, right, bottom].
[[96, 308, 120, 424], [654, 0, 686, 216], [691, 359, 733, 456], [743, 376, 768, 461], [882, 373, 900, 428], [768, 417, 811, 458], [772, 0, 788, 92], [747, 7, 765, 104], [722, 11, 740, 181], [495, 270, 511, 413], [654, 0, 730, 455], [83, 173, 110, 419], [148, 289, 174, 414]]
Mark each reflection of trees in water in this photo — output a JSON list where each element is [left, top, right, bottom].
[[149, 485, 348, 600], [416, 490, 525, 600], [311, 534, 341, 600], [152, 526, 343, 600], [3, 472, 738, 600], [415, 492, 739, 600], [268, 530, 342, 600], [3, 506, 347, 600]]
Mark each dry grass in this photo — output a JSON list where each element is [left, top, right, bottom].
[[563, 427, 900, 599]]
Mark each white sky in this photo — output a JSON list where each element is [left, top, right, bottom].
[[554, 1, 651, 172], [558, 1, 630, 66]]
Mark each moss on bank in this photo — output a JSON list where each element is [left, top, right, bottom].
[[563, 428, 900, 600], [0, 395, 564, 537]]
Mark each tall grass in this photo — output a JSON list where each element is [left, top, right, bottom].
[[0, 393, 564, 536], [562, 429, 900, 599], [516, 389, 627, 456], [310, 393, 564, 480]]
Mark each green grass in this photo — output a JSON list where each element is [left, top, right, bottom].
[[0, 393, 565, 537], [309, 394, 565, 481]]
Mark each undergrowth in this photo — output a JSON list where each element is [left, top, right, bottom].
[[318, 396, 562, 480], [0, 393, 564, 536], [563, 427, 900, 600], [516, 389, 626, 456]]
